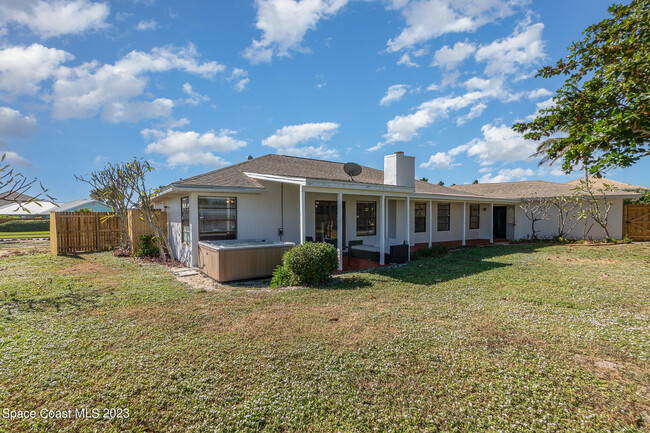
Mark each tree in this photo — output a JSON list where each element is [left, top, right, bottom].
[[0, 153, 54, 210], [549, 195, 580, 238], [437, 181, 445, 186], [519, 196, 553, 240], [126, 159, 174, 260], [513, 0, 650, 175], [573, 180, 615, 240], [419, 177, 429, 182], [472, 179, 479, 184], [76, 162, 137, 251]]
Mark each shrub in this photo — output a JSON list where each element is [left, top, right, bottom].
[[112, 248, 130, 257], [0, 219, 50, 232], [271, 242, 338, 287], [134, 235, 159, 257], [411, 244, 448, 260]]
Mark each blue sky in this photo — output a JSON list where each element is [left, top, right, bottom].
[[0, 0, 647, 201]]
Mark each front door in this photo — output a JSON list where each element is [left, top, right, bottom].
[[493, 206, 507, 239], [315, 201, 346, 244]]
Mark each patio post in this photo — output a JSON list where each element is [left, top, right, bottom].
[[462, 201, 467, 246], [428, 200, 433, 248], [405, 196, 410, 261], [337, 192, 343, 271], [490, 203, 494, 243], [379, 195, 385, 265], [299, 185, 306, 244]]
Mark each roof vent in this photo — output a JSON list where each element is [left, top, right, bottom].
[[247, 155, 253, 160], [343, 162, 362, 182]]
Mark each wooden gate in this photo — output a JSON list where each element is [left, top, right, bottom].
[[623, 204, 650, 241]]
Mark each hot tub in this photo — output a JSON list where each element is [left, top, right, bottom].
[[197, 239, 295, 282]]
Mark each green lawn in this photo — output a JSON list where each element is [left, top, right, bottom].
[[0, 231, 49, 239], [0, 243, 649, 432]]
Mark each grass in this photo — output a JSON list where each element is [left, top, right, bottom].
[[0, 243, 649, 432], [0, 231, 49, 239]]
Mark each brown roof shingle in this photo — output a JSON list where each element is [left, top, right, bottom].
[[174, 154, 480, 197]]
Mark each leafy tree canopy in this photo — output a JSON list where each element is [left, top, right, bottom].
[[514, 0, 649, 175]]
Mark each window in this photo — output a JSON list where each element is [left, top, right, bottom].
[[414, 202, 426, 233], [437, 203, 450, 231], [469, 204, 480, 229], [198, 197, 237, 240], [181, 197, 190, 243], [356, 201, 376, 236]]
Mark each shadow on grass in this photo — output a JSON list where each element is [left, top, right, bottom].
[[322, 275, 374, 290], [2, 285, 101, 317], [338, 243, 545, 286]]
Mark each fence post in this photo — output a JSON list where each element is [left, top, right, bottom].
[[95, 213, 100, 251], [50, 211, 58, 255]]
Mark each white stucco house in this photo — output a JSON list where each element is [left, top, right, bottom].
[[152, 152, 642, 272]]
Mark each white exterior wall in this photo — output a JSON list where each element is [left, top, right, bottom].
[[513, 198, 624, 240]]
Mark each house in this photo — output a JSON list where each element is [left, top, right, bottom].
[[153, 152, 644, 276], [0, 199, 112, 217]]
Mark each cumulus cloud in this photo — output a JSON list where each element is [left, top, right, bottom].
[[378, 90, 495, 148], [419, 152, 459, 169], [135, 19, 158, 31], [228, 68, 249, 92], [387, 0, 518, 52], [0, 107, 38, 137], [433, 41, 476, 70], [180, 82, 209, 105], [262, 122, 340, 158], [0, 0, 109, 38], [475, 21, 545, 76], [142, 128, 246, 167], [52, 44, 225, 121], [1, 151, 30, 166], [465, 123, 538, 165], [380, 84, 410, 106], [456, 102, 486, 125], [525, 96, 555, 121], [479, 167, 535, 183], [0, 44, 73, 98], [243, 0, 349, 63], [527, 87, 552, 99]]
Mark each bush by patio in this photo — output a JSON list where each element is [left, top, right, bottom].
[[134, 235, 160, 257], [271, 242, 338, 288]]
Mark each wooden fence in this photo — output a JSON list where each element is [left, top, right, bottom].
[[50, 210, 167, 255], [623, 203, 650, 241]]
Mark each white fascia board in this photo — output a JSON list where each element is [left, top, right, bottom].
[[305, 180, 413, 193], [153, 184, 264, 200], [411, 194, 519, 203]]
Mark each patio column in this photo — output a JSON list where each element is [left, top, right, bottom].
[[490, 203, 494, 243], [462, 201, 467, 246], [379, 195, 385, 265], [405, 196, 410, 260], [428, 200, 433, 248], [337, 192, 343, 271], [299, 185, 306, 244]]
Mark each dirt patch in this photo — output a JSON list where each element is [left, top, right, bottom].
[[0, 247, 49, 258], [60, 261, 114, 276]]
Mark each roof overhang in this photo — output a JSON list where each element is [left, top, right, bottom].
[[153, 184, 264, 201], [245, 172, 416, 193]]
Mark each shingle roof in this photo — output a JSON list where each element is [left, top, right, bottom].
[[565, 177, 648, 191], [174, 154, 480, 197], [451, 181, 578, 199], [0, 192, 34, 207]]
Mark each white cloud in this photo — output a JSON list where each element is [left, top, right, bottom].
[[387, 0, 518, 52], [1, 151, 30, 166], [479, 167, 534, 183], [52, 44, 225, 121], [525, 96, 555, 121], [475, 21, 545, 76], [419, 152, 459, 169], [262, 122, 340, 158], [380, 84, 410, 106], [396, 53, 419, 67], [0, 107, 38, 137], [0, 44, 73, 98], [135, 19, 158, 31], [181, 82, 209, 105], [380, 90, 495, 146], [228, 68, 249, 92], [0, 0, 109, 38], [243, 0, 349, 63], [433, 41, 476, 70], [465, 122, 538, 164], [527, 87, 552, 99], [142, 128, 246, 167], [456, 102, 486, 125]]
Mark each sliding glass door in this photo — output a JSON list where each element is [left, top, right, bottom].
[[315, 200, 345, 244]]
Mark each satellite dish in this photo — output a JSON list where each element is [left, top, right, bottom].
[[343, 162, 362, 181]]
